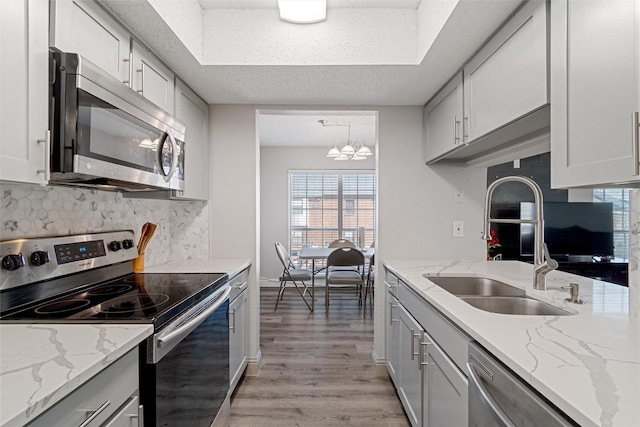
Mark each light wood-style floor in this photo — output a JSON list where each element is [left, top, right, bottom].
[[229, 287, 410, 426]]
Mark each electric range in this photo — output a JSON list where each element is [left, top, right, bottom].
[[0, 230, 231, 427]]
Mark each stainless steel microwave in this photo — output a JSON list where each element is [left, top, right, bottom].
[[49, 51, 185, 192]]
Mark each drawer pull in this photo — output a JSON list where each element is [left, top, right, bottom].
[[80, 400, 110, 427]]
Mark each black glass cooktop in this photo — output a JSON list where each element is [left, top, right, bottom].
[[0, 273, 227, 328]]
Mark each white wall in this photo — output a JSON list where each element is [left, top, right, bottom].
[[260, 145, 375, 282], [209, 104, 488, 370], [209, 105, 261, 368]]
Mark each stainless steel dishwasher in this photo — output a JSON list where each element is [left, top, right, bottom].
[[467, 342, 577, 427]]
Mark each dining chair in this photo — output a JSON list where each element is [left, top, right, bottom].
[[363, 253, 375, 311], [274, 242, 313, 311], [325, 247, 365, 308], [328, 239, 356, 248]]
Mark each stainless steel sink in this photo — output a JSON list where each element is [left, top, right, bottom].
[[424, 275, 526, 297], [460, 296, 571, 316], [424, 275, 573, 316]]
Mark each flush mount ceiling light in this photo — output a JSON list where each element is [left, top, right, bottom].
[[278, 0, 327, 24], [319, 119, 373, 161]]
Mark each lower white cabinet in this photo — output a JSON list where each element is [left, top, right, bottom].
[[27, 349, 141, 427], [424, 337, 468, 427], [229, 267, 249, 393], [385, 269, 470, 427], [397, 304, 426, 427], [386, 286, 400, 384]]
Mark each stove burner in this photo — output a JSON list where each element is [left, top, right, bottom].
[[35, 299, 91, 314], [87, 284, 133, 296], [100, 293, 170, 314]]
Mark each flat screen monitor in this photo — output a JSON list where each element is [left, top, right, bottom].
[[520, 202, 614, 258]]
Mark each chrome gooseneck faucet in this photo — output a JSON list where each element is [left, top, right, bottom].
[[482, 176, 558, 290]]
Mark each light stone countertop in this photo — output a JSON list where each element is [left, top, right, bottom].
[[0, 324, 153, 427], [383, 259, 639, 427], [142, 258, 251, 278]]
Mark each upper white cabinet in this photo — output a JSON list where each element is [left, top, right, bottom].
[[50, 0, 131, 85], [132, 39, 175, 115], [0, 0, 49, 185], [550, 0, 640, 188], [423, 73, 464, 161], [174, 78, 209, 200], [463, 0, 548, 143], [424, 0, 549, 164]]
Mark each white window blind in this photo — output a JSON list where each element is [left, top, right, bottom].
[[289, 171, 375, 265]]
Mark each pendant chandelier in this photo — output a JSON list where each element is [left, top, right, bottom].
[[319, 120, 373, 161]]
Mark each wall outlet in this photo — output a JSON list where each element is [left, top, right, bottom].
[[453, 189, 464, 204], [453, 221, 464, 237]]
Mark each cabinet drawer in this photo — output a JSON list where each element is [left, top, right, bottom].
[[27, 349, 139, 427], [102, 395, 141, 427], [399, 280, 471, 373], [384, 269, 399, 297], [229, 267, 249, 301]]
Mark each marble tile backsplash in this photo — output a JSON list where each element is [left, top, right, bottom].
[[0, 183, 210, 266]]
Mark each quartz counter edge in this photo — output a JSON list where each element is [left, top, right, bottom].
[[382, 259, 639, 427], [0, 324, 153, 427]]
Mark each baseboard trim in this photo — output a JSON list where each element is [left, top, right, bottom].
[[245, 349, 263, 376], [372, 349, 389, 378]]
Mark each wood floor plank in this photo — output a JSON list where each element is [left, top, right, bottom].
[[230, 288, 409, 426]]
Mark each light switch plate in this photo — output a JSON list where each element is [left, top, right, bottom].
[[453, 221, 464, 237]]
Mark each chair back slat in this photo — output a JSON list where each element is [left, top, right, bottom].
[[326, 247, 364, 267], [328, 239, 356, 249]]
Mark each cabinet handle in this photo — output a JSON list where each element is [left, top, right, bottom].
[[36, 130, 50, 181], [230, 307, 236, 332], [128, 404, 145, 427], [79, 400, 111, 427], [388, 302, 398, 325], [411, 330, 421, 365], [136, 68, 144, 96], [633, 112, 639, 176], [463, 116, 469, 143], [454, 117, 461, 145], [419, 342, 429, 370], [123, 51, 133, 87]]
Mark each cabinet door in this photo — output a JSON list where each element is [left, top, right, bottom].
[[397, 304, 425, 427], [386, 289, 400, 385], [424, 338, 468, 427], [551, 0, 640, 188], [423, 73, 464, 163], [229, 290, 248, 392], [50, 0, 131, 84], [463, 0, 548, 142], [174, 78, 209, 200], [132, 39, 175, 114], [0, 0, 49, 185]]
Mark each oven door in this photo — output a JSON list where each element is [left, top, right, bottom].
[[141, 286, 230, 427]]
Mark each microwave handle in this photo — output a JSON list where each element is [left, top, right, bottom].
[[157, 131, 179, 182]]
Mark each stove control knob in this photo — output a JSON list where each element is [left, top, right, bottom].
[[30, 251, 50, 266], [108, 241, 122, 252], [121, 239, 134, 250], [2, 254, 25, 271]]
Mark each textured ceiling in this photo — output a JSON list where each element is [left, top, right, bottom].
[[97, 0, 523, 146]]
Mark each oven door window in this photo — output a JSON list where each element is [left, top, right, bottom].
[[142, 299, 230, 427], [77, 89, 170, 174]]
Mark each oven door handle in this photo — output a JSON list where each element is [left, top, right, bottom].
[[156, 286, 230, 351]]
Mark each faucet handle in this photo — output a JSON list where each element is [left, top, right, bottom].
[[542, 243, 559, 269]]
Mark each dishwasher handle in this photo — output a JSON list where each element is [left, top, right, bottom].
[[467, 360, 515, 427]]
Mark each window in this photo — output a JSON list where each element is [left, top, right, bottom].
[[593, 188, 630, 261], [289, 171, 375, 266]]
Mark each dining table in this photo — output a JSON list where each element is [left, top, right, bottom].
[[297, 246, 375, 311]]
